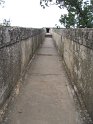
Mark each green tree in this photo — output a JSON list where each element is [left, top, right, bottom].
[[40, 0, 93, 28]]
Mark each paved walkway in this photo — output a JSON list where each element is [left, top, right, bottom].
[[2, 37, 82, 124]]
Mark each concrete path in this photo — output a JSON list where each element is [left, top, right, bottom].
[[2, 37, 82, 124]]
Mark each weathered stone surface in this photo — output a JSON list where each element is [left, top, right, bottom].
[[1, 36, 83, 124], [0, 27, 44, 48], [0, 26, 45, 108], [52, 28, 93, 120]]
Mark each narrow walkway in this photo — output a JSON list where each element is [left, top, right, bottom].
[[2, 37, 82, 124]]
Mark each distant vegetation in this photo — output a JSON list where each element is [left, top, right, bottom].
[[2, 19, 11, 26], [0, 0, 11, 26]]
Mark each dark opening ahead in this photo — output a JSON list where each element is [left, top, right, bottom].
[[46, 28, 50, 33]]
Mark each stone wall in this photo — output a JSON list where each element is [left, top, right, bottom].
[[0, 26, 45, 108], [52, 28, 93, 120]]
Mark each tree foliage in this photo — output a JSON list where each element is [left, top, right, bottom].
[[40, 0, 93, 28], [0, 0, 5, 6], [3, 19, 11, 26]]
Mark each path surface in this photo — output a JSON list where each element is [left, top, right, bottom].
[[2, 36, 82, 124]]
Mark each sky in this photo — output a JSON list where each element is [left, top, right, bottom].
[[0, 0, 67, 28]]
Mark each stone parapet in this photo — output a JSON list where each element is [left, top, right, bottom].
[[52, 28, 93, 121], [0, 26, 45, 109]]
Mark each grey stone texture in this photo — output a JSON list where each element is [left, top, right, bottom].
[[2, 37, 82, 124], [0, 26, 45, 108], [52, 28, 93, 120]]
